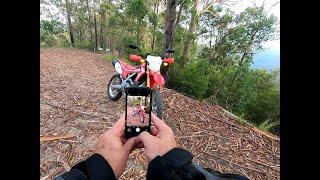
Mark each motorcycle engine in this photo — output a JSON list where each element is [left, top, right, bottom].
[[131, 74, 146, 87]]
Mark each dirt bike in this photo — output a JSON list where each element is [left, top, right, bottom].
[[107, 44, 175, 119], [132, 106, 145, 123]]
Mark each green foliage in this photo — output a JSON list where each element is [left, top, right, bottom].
[[169, 59, 280, 134], [258, 119, 279, 132], [103, 54, 114, 62], [170, 60, 211, 99], [103, 54, 133, 65], [40, 19, 65, 34], [40, 19, 69, 47], [74, 40, 91, 50], [127, 0, 148, 20], [148, 11, 158, 27], [199, 6, 278, 67], [236, 113, 253, 126]]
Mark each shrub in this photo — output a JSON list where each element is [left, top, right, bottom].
[[258, 119, 280, 133], [169, 58, 280, 134], [169, 60, 211, 99]]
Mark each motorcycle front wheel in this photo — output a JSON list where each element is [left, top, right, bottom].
[[107, 74, 122, 101], [152, 89, 163, 119]]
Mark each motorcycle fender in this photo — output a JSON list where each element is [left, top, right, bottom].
[[152, 71, 165, 87], [112, 59, 123, 75]]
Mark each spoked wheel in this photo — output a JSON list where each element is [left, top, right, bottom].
[[107, 74, 122, 101], [151, 89, 163, 119]]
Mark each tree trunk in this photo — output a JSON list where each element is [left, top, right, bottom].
[[74, 5, 83, 44], [136, 18, 141, 46], [78, 16, 83, 42], [100, 7, 106, 50], [181, 0, 200, 66], [172, 0, 186, 46], [163, 0, 176, 53], [86, 0, 94, 51], [103, 0, 112, 50], [151, 1, 159, 52], [94, 7, 98, 50], [163, 0, 176, 86], [227, 50, 249, 101], [65, 0, 75, 45], [151, 30, 155, 52]]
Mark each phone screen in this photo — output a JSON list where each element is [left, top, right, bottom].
[[125, 87, 152, 138]]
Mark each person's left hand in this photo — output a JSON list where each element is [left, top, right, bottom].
[[94, 114, 137, 178]]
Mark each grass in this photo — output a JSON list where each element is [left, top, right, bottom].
[[103, 54, 114, 62], [234, 112, 252, 126], [257, 119, 279, 132], [234, 112, 278, 134], [103, 54, 134, 65]]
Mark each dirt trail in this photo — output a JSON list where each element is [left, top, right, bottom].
[[40, 48, 280, 180]]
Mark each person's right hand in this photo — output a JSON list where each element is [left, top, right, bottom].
[[136, 113, 177, 162]]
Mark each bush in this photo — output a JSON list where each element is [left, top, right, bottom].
[[40, 31, 56, 47], [56, 34, 71, 48], [234, 69, 280, 133], [169, 58, 280, 134], [74, 40, 91, 50], [40, 19, 68, 48], [258, 119, 279, 133], [169, 60, 211, 99]]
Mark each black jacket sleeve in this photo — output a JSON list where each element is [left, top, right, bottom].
[[146, 148, 249, 180], [55, 154, 116, 180], [55, 148, 248, 180]]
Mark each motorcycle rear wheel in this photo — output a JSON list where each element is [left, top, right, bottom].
[[107, 74, 122, 101]]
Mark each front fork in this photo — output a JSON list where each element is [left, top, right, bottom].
[[146, 67, 150, 88]]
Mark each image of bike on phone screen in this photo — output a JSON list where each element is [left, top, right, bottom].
[[126, 94, 150, 128], [132, 105, 146, 123]]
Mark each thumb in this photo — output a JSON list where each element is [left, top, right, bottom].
[[151, 126, 158, 136], [136, 131, 154, 144], [123, 137, 137, 154]]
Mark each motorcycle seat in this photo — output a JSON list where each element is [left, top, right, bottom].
[[119, 61, 139, 71]]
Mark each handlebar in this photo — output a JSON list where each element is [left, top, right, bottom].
[[128, 44, 174, 59], [129, 53, 174, 65]]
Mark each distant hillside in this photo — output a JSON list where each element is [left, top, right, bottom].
[[252, 48, 280, 70]]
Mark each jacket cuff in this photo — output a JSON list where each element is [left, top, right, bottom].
[[85, 153, 117, 180], [146, 148, 194, 179], [55, 168, 88, 180], [161, 148, 193, 168], [55, 154, 116, 180]]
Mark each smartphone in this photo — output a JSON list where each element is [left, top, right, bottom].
[[125, 87, 152, 138]]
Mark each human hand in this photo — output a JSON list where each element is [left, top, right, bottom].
[[94, 114, 137, 178], [136, 113, 177, 162]]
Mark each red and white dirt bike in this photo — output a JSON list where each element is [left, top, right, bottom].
[[107, 44, 175, 119], [132, 106, 145, 123]]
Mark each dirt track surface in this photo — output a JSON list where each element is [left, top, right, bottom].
[[40, 48, 280, 180]]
